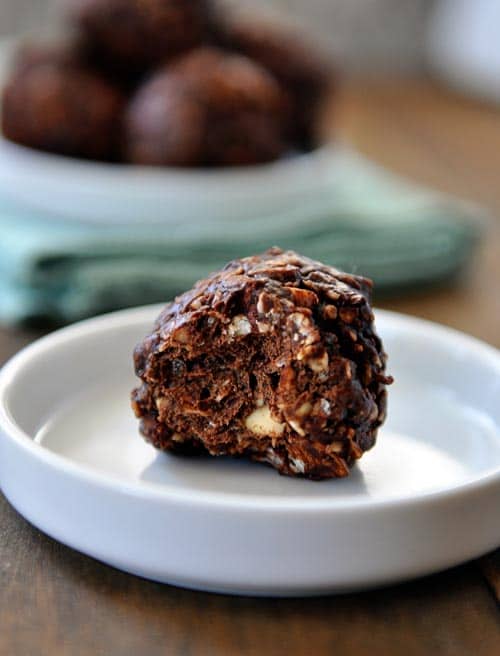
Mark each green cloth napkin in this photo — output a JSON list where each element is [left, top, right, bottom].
[[0, 149, 481, 326]]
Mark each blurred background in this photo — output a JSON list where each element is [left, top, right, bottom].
[[1, 0, 432, 73], [0, 0, 499, 345]]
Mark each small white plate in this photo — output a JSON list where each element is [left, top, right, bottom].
[[0, 137, 339, 225], [0, 306, 499, 596]]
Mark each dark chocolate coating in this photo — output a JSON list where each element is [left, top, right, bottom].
[[2, 61, 124, 160], [131, 248, 392, 480], [124, 47, 288, 166], [213, 12, 335, 149], [70, 0, 209, 73]]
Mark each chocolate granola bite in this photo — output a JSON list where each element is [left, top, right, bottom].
[[9, 36, 144, 94], [131, 249, 392, 479], [125, 47, 289, 166], [69, 0, 209, 74], [213, 12, 335, 149], [2, 60, 124, 160]]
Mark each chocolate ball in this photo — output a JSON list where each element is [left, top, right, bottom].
[[69, 0, 209, 73], [132, 248, 393, 480], [202, 112, 286, 167], [214, 12, 335, 148], [10, 37, 141, 93], [124, 75, 206, 166], [2, 60, 124, 160], [125, 47, 289, 166]]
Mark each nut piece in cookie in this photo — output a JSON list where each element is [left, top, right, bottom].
[[131, 248, 393, 480]]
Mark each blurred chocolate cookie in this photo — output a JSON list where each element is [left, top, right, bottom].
[[10, 37, 142, 92], [8, 40, 82, 75], [125, 47, 290, 166], [2, 59, 124, 160], [69, 0, 210, 74], [213, 11, 335, 148]]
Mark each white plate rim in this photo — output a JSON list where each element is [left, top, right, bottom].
[[0, 133, 335, 181], [0, 305, 499, 514]]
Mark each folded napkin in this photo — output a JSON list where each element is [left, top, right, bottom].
[[0, 148, 481, 326]]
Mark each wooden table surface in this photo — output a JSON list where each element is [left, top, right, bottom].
[[1, 79, 499, 655]]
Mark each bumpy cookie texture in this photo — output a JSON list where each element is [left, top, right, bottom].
[[1, 60, 124, 160], [132, 249, 392, 480], [125, 47, 288, 166]]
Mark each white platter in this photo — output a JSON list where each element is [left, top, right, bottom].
[[0, 306, 499, 596], [0, 38, 340, 225], [0, 137, 339, 225]]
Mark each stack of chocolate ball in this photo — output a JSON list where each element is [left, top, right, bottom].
[[1, 0, 334, 166]]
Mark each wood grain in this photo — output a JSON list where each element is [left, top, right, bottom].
[[332, 77, 500, 348], [1, 492, 499, 656], [1, 78, 500, 654]]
